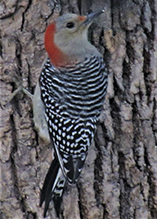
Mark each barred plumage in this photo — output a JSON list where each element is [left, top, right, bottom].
[[38, 9, 108, 217], [39, 56, 108, 216], [40, 56, 107, 152], [40, 56, 107, 118]]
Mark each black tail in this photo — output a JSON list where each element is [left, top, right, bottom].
[[40, 156, 66, 217]]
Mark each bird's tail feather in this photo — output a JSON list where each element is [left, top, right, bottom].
[[40, 156, 66, 217]]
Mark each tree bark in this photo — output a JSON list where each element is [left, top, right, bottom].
[[0, 0, 157, 219]]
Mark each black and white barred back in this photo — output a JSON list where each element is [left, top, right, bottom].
[[40, 55, 108, 184]]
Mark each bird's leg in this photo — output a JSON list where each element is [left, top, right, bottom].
[[2, 74, 33, 108], [2, 74, 50, 144], [21, 86, 33, 100], [7, 85, 33, 103]]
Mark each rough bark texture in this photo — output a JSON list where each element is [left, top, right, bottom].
[[0, 0, 157, 219]]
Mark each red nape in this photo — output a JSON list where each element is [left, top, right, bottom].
[[44, 23, 68, 67]]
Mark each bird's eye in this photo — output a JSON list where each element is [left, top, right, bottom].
[[66, 22, 75, 28]]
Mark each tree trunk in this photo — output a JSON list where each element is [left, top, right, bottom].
[[0, 0, 157, 218]]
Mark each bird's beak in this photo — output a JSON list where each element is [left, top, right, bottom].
[[82, 9, 105, 26]]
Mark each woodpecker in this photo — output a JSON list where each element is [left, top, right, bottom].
[[35, 9, 108, 217]]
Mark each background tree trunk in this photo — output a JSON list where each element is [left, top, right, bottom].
[[0, 0, 157, 218]]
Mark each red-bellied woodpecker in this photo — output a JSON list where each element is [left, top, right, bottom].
[[35, 9, 108, 217]]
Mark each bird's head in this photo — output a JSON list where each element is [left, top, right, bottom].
[[45, 9, 104, 67]]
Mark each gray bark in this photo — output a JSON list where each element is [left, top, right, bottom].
[[0, 0, 157, 218]]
